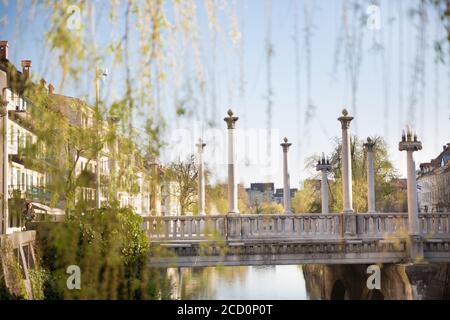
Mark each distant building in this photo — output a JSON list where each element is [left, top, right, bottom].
[[160, 180, 181, 216], [273, 188, 298, 204], [417, 144, 450, 213], [246, 182, 296, 207], [389, 178, 408, 212], [246, 183, 274, 206]]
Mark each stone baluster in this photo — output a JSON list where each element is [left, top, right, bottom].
[[399, 126, 424, 261], [280, 137, 292, 213], [316, 153, 332, 214]]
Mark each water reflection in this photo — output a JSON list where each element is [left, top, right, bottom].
[[170, 265, 309, 300]]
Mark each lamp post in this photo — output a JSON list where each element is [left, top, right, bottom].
[[316, 153, 332, 214], [399, 126, 423, 261], [95, 69, 108, 208], [364, 137, 377, 213], [196, 138, 206, 215], [1, 88, 9, 234]]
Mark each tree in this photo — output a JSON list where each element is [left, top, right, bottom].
[[292, 185, 321, 213], [297, 136, 405, 213], [165, 155, 200, 215], [206, 183, 228, 215], [260, 202, 284, 214], [37, 206, 172, 299]]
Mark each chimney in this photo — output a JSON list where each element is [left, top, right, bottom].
[[21, 60, 32, 80], [0, 40, 8, 60], [48, 83, 54, 94]]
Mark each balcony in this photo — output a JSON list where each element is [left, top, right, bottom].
[[8, 186, 52, 205]]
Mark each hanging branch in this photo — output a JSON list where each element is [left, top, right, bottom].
[[302, 1, 316, 149], [381, 1, 394, 138], [407, 0, 427, 132], [265, 0, 274, 169], [344, 0, 363, 134], [434, 5, 443, 151], [204, 0, 219, 127], [398, 0, 404, 129], [293, 0, 302, 166], [238, 2, 250, 166]]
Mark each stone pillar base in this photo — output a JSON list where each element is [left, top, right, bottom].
[[342, 213, 357, 238], [407, 234, 424, 263]]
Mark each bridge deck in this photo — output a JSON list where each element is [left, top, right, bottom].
[[145, 213, 450, 267]]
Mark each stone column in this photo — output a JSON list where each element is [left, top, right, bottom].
[[280, 137, 292, 213], [316, 154, 332, 214], [338, 109, 354, 214], [196, 138, 206, 215], [224, 109, 239, 214], [364, 137, 376, 213], [399, 126, 423, 261], [337, 109, 356, 237]]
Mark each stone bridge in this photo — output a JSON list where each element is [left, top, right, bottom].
[[146, 109, 450, 269], [145, 212, 450, 267]]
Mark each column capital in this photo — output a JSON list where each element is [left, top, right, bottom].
[[316, 153, 331, 172], [337, 109, 354, 129], [363, 137, 376, 152], [224, 109, 239, 129], [196, 138, 206, 151], [399, 127, 422, 152], [280, 137, 292, 152]]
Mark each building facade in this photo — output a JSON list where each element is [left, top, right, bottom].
[[0, 41, 158, 233], [417, 144, 450, 213]]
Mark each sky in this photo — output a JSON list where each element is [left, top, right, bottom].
[[0, 0, 449, 190]]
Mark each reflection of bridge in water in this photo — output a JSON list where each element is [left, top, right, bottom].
[[146, 109, 450, 271]]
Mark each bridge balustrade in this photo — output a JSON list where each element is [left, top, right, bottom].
[[356, 213, 409, 238], [144, 212, 450, 242], [418, 212, 450, 237]]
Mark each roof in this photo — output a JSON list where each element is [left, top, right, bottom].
[[419, 144, 450, 177]]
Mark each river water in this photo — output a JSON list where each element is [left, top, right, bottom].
[[177, 265, 309, 300]]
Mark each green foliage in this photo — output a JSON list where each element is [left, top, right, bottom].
[[296, 136, 406, 213], [38, 205, 171, 299], [206, 184, 228, 214], [292, 185, 321, 213], [165, 154, 199, 214], [29, 269, 49, 300], [0, 241, 28, 299], [260, 202, 284, 214]]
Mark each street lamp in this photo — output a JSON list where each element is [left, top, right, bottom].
[[1, 87, 10, 234], [95, 68, 108, 209]]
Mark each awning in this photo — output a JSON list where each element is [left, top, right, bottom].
[[30, 202, 65, 216]]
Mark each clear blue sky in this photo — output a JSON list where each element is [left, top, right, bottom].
[[1, 0, 448, 189]]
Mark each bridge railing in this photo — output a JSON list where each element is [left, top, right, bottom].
[[227, 214, 341, 240], [143, 215, 226, 241], [356, 213, 409, 238], [143, 212, 450, 242], [143, 214, 343, 241], [418, 212, 450, 237]]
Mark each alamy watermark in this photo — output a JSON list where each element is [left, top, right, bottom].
[[366, 265, 381, 290], [67, 5, 82, 31], [66, 265, 81, 290], [366, 5, 381, 30]]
